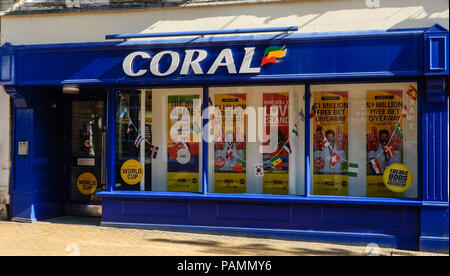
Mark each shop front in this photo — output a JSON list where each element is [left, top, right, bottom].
[[0, 25, 448, 252]]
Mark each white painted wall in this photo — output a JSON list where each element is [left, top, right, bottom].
[[0, 87, 10, 219], [1, 0, 448, 45]]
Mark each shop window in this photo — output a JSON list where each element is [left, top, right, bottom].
[[115, 88, 203, 192], [208, 85, 305, 195], [310, 82, 418, 198]]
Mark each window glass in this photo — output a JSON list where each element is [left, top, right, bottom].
[[115, 88, 203, 192], [310, 82, 418, 198], [208, 85, 305, 195]]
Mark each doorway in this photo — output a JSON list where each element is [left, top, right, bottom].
[[63, 89, 106, 217]]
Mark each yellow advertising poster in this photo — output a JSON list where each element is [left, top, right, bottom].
[[312, 92, 349, 196], [167, 95, 200, 192], [120, 159, 143, 185], [366, 91, 404, 198], [167, 172, 199, 192], [262, 93, 289, 195], [214, 94, 247, 193], [77, 172, 98, 195]]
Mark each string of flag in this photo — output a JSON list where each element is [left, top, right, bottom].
[[119, 85, 416, 173], [119, 95, 159, 159]]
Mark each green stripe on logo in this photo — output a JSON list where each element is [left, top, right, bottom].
[[264, 46, 284, 56]]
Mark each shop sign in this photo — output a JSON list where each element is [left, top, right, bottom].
[[123, 46, 286, 77]]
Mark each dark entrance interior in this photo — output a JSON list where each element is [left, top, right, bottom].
[[11, 86, 106, 221]]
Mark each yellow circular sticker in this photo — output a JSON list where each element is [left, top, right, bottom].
[[120, 159, 143, 185], [77, 172, 98, 195], [383, 163, 413, 193]]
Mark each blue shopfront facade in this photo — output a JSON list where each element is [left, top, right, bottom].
[[0, 25, 448, 252]]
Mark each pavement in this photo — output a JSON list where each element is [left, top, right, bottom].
[[0, 217, 447, 256]]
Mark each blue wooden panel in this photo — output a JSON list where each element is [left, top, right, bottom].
[[320, 207, 404, 227], [422, 85, 449, 202], [216, 203, 291, 222], [101, 197, 422, 250], [11, 87, 65, 221], [0, 43, 15, 85], [121, 200, 190, 218], [430, 37, 446, 70], [420, 206, 449, 252], [424, 24, 449, 76], [11, 107, 34, 220]]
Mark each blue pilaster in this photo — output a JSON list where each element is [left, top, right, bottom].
[[420, 24, 449, 252]]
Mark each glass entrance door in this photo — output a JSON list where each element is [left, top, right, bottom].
[[65, 96, 106, 216]]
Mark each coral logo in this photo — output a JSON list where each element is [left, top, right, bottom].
[[261, 46, 287, 66]]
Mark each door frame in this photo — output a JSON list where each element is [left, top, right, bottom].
[[62, 88, 107, 216]]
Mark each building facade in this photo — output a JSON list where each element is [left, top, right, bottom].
[[0, 0, 448, 252]]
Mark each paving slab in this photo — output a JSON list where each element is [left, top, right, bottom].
[[0, 217, 447, 256]]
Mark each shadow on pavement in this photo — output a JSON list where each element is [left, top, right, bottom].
[[148, 238, 359, 256], [44, 216, 101, 226]]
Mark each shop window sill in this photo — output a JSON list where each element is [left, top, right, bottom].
[[95, 191, 440, 207]]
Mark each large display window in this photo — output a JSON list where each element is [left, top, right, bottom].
[[310, 82, 418, 198], [208, 85, 306, 195], [115, 88, 203, 192], [113, 82, 418, 199]]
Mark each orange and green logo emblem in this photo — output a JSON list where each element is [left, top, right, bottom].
[[261, 46, 287, 66]]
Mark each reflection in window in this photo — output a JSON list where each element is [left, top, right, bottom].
[[209, 85, 306, 195], [115, 88, 203, 192], [310, 83, 418, 198]]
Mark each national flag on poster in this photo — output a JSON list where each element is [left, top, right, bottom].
[[119, 106, 128, 119], [395, 124, 403, 137], [271, 156, 284, 169], [134, 134, 144, 148], [329, 152, 341, 167], [369, 158, 383, 174], [149, 145, 159, 159], [226, 147, 233, 160], [402, 105, 408, 118], [406, 85, 418, 101], [310, 104, 316, 118], [323, 136, 330, 148], [292, 124, 298, 136], [383, 143, 395, 158], [127, 121, 134, 134], [347, 162, 359, 177], [234, 159, 246, 173], [254, 163, 264, 177], [283, 141, 292, 154]]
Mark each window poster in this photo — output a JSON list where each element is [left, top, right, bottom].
[[214, 94, 247, 193], [312, 92, 349, 196], [262, 93, 289, 194], [167, 95, 200, 192], [366, 91, 403, 198]]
